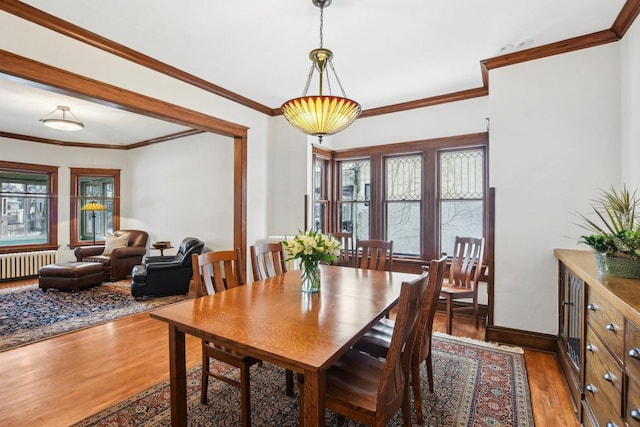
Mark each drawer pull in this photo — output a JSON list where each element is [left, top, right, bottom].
[[603, 372, 613, 383], [605, 423, 618, 427], [629, 348, 640, 360], [587, 303, 597, 311], [605, 323, 616, 332], [631, 409, 640, 421], [585, 384, 595, 393], [586, 343, 594, 352]]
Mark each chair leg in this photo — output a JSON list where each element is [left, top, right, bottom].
[[412, 360, 424, 424], [240, 364, 252, 427], [297, 373, 305, 425], [401, 387, 412, 427], [426, 351, 434, 394], [474, 297, 480, 329], [285, 369, 294, 397], [446, 296, 453, 335], [200, 348, 209, 404]]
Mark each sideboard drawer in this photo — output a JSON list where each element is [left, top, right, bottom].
[[584, 387, 624, 427], [628, 374, 640, 426], [585, 327, 623, 413], [587, 290, 624, 360], [627, 319, 640, 382]]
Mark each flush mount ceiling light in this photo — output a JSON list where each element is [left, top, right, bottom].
[[281, 0, 361, 143], [40, 105, 84, 131]]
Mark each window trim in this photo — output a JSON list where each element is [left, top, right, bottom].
[[0, 160, 59, 254], [69, 167, 120, 248]]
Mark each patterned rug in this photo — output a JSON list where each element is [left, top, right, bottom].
[[0, 281, 189, 352], [73, 333, 534, 426]]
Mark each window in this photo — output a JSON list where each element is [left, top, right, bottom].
[[0, 161, 58, 251], [385, 154, 422, 257], [312, 155, 330, 233], [70, 168, 120, 247], [439, 149, 484, 256], [331, 134, 487, 262], [338, 159, 370, 241]]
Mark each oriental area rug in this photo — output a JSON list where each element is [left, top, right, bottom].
[[0, 281, 189, 352], [74, 333, 534, 427]]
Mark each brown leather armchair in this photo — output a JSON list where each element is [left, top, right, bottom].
[[74, 229, 149, 281]]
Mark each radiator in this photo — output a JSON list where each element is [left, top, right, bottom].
[[0, 250, 58, 280]]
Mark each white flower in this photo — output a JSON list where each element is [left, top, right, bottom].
[[283, 230, 342, 264]]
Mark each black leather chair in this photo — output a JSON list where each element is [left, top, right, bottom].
[[131, 237, 204, 299]]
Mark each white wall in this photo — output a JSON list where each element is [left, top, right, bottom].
[[621, 17, 640, 190], [489, 43, 621, 333], [0, 136, 128, 262], [330, 96, 489, 149], [268, 117, 311, 237], [127, 132, 234, 251]]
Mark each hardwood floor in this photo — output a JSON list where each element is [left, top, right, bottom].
[[0, 282, 578, 426]]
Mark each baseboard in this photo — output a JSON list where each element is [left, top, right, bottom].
[[485, 325, 558, 353]]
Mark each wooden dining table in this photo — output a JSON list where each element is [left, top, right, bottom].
[[150, 264, 418, 426]]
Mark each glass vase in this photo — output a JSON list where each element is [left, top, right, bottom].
[[301, 260, 321, 293]]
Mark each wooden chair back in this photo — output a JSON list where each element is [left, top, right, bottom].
[[192, 249, 245, 296], [354, 239, 393, 271], [331, 232, 353, 267], [375, 269, 427, 421], [448, 236, 484, 289], [250, 242, 287, 281]]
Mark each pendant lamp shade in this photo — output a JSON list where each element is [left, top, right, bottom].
[[281, 95, 361, 138]]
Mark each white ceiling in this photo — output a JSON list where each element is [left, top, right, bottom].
[[1, 0, 627, 146]]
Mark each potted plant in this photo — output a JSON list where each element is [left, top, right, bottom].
[[577, 185, 640, 278]]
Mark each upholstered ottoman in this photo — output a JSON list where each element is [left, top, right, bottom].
[[39, 261, 104, 292]]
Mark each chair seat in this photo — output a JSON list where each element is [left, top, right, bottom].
[[326, 348, 384, 414], [205, 342, 260, 365], [440, 283, 475, 296], [353, 318, 394, 359]]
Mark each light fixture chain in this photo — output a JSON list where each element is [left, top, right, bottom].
[[319, 5, 324, 48], [328, 61, 349, 98], [324, 66, 333, 95], [301, 63, 315, 96]]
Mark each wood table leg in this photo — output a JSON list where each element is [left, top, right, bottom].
[[168, 324, 187, 426], [301, 369, 325, 427]]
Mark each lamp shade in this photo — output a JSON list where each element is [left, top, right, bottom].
[[81, 201, 107, 211], [281, 95, 361, 137], [40, 105, 84, 131]]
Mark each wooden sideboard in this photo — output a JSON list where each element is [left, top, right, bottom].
[[555, 249, 640, 427]]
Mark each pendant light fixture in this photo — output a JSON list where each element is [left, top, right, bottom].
[[40, 105, 84, 131], [281, 0, 361, 143]]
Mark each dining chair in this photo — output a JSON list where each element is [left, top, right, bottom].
[[354, 239, 394, 271], [440, 236, 485, 335], [249, 241, 295, 397], [192, 249, 259, 427], [320, 269, 428, 426], [352, 256, 447, 424], [331, 232, 354, 267], [250, 242, 288, 281]]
